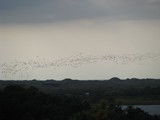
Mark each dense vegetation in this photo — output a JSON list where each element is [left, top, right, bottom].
[[0, 85, 89, 120], [0, 85, 160, 120], [0, 78, 160, 104]]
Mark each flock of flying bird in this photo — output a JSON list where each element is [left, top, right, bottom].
[[0, 53, 160, 80]]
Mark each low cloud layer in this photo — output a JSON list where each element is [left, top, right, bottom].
[[0, 0, 160, 24]]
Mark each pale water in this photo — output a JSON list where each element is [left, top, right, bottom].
[[122, 105, 160, 115]]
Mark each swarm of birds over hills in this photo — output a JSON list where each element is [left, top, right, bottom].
[[0, 53, 160, 79]]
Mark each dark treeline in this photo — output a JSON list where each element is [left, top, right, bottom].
[[0, 78, 160, 104], [0, 85, 160, 120], [0, 85, 89, 120]]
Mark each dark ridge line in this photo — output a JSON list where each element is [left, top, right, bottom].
[[0, 78, 160, 82]]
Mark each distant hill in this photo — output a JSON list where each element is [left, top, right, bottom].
[[109, 77, 121, 82], [0, 78, 160, 91]]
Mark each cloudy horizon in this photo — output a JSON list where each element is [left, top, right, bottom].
[[0, 0, 160, 80]]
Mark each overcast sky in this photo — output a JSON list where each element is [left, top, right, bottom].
[[1, 0, 160, 23], [0, 0, 160, 80]]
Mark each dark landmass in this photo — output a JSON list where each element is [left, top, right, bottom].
[[0, 84, 160, 120], [0, 78, 160, 105]]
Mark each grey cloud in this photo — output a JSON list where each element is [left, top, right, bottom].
[[0, 0, 45, 11], [146, 0, 160, 4], [0, 0, 160, 24]]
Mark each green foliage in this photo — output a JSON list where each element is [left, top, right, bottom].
[[70, 102, 160, 120], [0, 85, 159, 120], [0, 85, 89, 120]]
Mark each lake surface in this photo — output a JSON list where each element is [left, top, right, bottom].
[[122, 105, 160, 115]]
